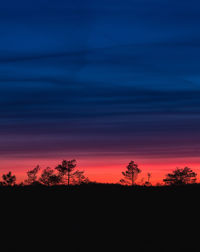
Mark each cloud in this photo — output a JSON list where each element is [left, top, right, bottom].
[[0, 0, 200, 161]]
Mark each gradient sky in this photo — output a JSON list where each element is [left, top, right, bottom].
[[1, 0, 200, 183]]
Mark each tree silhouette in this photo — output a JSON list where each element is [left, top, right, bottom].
[[163, 167, 197, 185], [120, 161, 141, 186], [147, 173, 151, 183], [2, 172, 16, 186], [24, 165, 40, 185], [144, 173, 152, 186], [39, 167, 61, 186], [73, 170, 90, 185], [55, 160, 76, 186]]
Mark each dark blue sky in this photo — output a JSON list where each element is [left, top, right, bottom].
[[1, 0, 200, 168]]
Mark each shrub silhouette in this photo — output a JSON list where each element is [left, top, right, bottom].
[[39, 167, 62, 186], [73, 170, 90, 185], [24, 165, 40, 185], [120, 161, 141, 186], [1, 171, 16, 186], [163, 167, 197, 185]]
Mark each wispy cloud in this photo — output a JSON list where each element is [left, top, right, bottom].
[[0, 0, 200, 163]]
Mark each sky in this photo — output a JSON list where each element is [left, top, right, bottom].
[[0, 0, 200, 183]]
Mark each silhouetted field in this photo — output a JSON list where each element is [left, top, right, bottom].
[[1, 184, 199, 251]]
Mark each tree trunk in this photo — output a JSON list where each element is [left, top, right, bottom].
[[68, 172, 70, 186]]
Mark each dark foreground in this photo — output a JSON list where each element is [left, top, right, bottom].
[[1, 184, 200, 251]]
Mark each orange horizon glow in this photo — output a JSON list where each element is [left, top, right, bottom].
[[0, 155, 200, 185]]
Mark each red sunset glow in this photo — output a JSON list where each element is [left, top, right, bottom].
[[0, 156, 199, 185]]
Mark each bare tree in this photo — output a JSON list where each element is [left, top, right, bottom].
[[55, 160, 76, 186], [2, 172, 16, 186], [120, 161, 141, 186], [163, 167, 197, 185], [24, 165, 40, 185]]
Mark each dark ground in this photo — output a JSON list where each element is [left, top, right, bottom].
[[1, 184, 199, 251]]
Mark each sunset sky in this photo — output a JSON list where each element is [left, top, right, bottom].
[[1, 0, 200, 184]]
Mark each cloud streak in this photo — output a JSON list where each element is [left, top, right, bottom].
[[0, 0, 200, 174]]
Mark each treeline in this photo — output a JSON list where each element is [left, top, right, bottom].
[[0, 160, 90, 186], [0, 160, 198, 186]]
